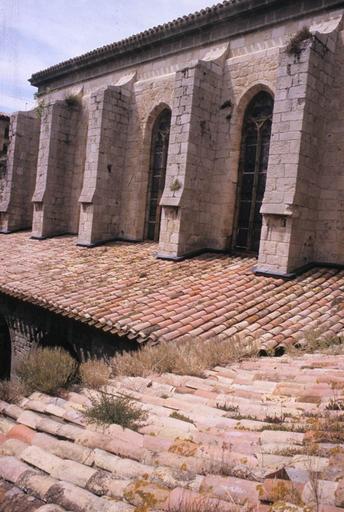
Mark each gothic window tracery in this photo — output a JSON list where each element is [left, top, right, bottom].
[[145, 108, 172, 241], [234, 91, 274, 253]]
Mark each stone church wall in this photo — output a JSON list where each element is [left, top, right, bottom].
[[1, 1, 344, 275], [316, 29, 344, 265], [119, 74, 175, 242]]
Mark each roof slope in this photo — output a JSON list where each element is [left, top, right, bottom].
[[1, 353, 344, 511], [0, 232, 343, 353]]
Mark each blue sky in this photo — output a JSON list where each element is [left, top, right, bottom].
[[0, 0, 214, 113]]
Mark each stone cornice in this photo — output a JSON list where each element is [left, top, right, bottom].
[[30, 0, 344, 88]]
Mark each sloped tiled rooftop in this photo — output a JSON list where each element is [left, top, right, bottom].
[[0, 232, 343, 353], [1, 353, 344, 510]]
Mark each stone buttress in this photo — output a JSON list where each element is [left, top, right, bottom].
[[0, 111, 40, 233], [158, 48, 228, 259], [31, 98, 83, 239], [77, 74, 136, 246], [257, 16, 343, 276]]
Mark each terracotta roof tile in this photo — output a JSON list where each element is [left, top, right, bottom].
[[0, 232, 343, 352], [2, 353, 344, 510]]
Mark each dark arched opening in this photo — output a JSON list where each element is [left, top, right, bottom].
[[234, 91, 274, 253], [145, 108, 172, 241], [0, 316, 11, 379]]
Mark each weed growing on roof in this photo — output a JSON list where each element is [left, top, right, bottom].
[[166, 489, 252, 512], [294, 328, 344, 354], [170, 411, 194, 424], [79, 359, 110, 389], [305, 410, 344, 443], [326, 398, 344, 411], [84, 392, 148, 431], [112, 336, 257, 378], [257, 479, 304, 508], [0, 379, 26, 404], [262, 423, 308, 433], [16, 347, 77, 395], [263, 412, 286, 424], [216, 402, 239, 413]]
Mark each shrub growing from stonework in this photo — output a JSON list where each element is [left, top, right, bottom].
[[84, 392, 148, 431], [16, 347, 77, 395], [286, 26, 312, 56]]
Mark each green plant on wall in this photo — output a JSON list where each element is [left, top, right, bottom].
[[170, 178, 182, 194], [35, 100, 46, 120]]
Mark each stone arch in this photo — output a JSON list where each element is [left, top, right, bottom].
[[232, 82, 275, 158], [143, 104, 172, 241], [0, 315, 11, 379], [233, 88, 274, 253]]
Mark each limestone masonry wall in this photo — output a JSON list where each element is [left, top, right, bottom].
[[78, 80, 133, 245], [31, 101, 83, 238], [0, 111, 40, 233], [2, 1, 344, 275]]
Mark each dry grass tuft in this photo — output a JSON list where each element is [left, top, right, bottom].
[[289, 328, 344, 356], [166, 491, 246, 512], [16, 347, 77, 395], [170, 411, 194, 424], [112, 336, 257, 378], [79, 359, 110, 389], [0, 379, 26, 404]]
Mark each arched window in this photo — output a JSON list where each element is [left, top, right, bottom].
[[234, 91, 274, 253], [145, 108, 172, 241], [0, 315, 11, 379]]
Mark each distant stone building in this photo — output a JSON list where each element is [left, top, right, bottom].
[[1, 0, 344, 376]]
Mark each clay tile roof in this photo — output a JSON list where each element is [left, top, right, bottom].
[[30, 0, 244, 85], [0, 232, 343, 354], [1, 352, 344, 510]]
